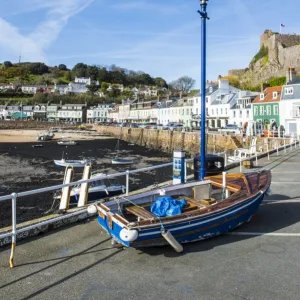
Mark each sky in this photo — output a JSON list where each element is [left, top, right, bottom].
[[0, 0, 299, 87]]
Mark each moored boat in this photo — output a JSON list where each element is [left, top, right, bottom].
[[95, 170, 271, 249], [36, 131, 54, 141], [55, 173, 125, 205], [112, 158, 135, 165], [54, 158, 90, 167], [57, 140, 77, 146]]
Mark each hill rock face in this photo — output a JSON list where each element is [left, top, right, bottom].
[[229, 30, 300, 86]]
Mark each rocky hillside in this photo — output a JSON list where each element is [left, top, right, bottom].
[[229, 30, 300, 87]]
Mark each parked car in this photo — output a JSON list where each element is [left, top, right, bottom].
[[129, 123, 139, 128], [156, 124, 169, 130], [168, 124, 185, 131], [218, 124, 241, 134], [138, 122, 157, 129], [145, 124, 157, 129]]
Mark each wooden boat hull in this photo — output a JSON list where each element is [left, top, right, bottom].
[[96, 170, 271, 249], [97, 191, 265, 247]]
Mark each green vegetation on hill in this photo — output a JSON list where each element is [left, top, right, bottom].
[[251, 45, 269, 65], [0, 61, 168, 89], [267, 76, 286, 86]]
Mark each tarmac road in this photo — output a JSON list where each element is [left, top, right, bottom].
[[0, 147, 300, 300]]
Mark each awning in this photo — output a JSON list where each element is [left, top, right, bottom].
[[12, 112, 28, 119]]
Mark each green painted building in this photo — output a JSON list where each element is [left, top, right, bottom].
[[252, 86, 281, 126]]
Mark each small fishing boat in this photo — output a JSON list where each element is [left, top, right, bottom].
[[36, 131, 54, 141], [31, 144, 43, 148], [112, 158, 135, 165], [95, 170, 271, 249], [54, 158, 90, 167], [57, 140, 77, 146], [111, 138, 135, 164], [55, 173, 125, 205]]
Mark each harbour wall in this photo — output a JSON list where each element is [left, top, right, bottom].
[[94, 126, 239, 155]]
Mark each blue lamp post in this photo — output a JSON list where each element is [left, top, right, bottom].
[[198, 0, 209, 180]]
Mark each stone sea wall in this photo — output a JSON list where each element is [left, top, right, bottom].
[[94, 126, 239, 155]]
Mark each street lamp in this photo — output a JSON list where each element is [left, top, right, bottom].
[[198, 0, 209, 180]]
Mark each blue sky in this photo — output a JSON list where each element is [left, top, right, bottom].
[[0, 0, 299, 87]]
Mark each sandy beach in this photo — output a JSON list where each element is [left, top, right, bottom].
[[0, 129, 112, 143]]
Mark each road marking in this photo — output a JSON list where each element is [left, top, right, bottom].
[[272, 171, 300, 174], [270, 182, 298, 184], [228, 232, 300, 237], [263, 199, 300, 203]]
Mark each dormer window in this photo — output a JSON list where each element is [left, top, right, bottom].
[[285, 87, 294, 95], [260, 94, 264, 100], [273, 92, 278, 99]]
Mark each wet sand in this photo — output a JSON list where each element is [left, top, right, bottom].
[[0, 129, 111, 143], [0, 137, 172, 228]]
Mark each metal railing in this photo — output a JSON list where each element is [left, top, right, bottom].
[[0, 137, 298, 268]]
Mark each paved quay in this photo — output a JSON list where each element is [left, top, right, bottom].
[[0, 147, 300, 300]]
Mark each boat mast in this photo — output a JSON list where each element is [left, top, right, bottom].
[[198, 0, 209, 180]]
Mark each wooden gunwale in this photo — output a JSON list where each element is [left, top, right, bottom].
[[97, 171, 271, 230]]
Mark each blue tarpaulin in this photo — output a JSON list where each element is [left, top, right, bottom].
[[150, 196, 187, 217]]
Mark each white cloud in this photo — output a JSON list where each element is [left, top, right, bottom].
[[0, 18, 45, 62], [0, 0, 94, 62]]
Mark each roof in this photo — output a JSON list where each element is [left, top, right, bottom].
[[253, 86, 282, 103], [211, 92, 237, 105], [281, 83, 300, 100]]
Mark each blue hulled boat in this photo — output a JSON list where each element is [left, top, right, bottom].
[[95, 171, 271, 249]]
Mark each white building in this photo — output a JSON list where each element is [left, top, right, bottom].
[[279, 83, 300, 134], [107, 84, 124, 93], [107, 106, 119, 121], [129, 99, 160, 123], [204, 79, 240, 128], [191, 82, 218, 128], [229, 92, 258, 127], [158, 99, 193, 127], [0, 83, 15, 91], [75, 77, 99, 85], [21, 85, 39, 94], [57, 104, 87, 122], [87, 104, 113, 123]]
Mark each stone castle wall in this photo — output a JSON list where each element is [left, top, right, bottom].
[[228, 30, 300, 86]]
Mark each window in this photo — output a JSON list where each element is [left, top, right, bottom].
[[196, 108, 198, 114], [216, 108, 218, 115], [220, 108, 223, 115], [206, 97, 208, 103], [225, 108, 228, 115], [274, 105, 279, 115], [254, 106, 258, 116], [260, 94, 264, 100], [212, 109, 214, 115], [285, 87, 293, 95], [273, 92, 278, 99], [260, 106, 265, 115], [239, 110, 242, 117], [233, 111, 236, 118], [266, 105, 271, 115], [246, 110, 249, 118]]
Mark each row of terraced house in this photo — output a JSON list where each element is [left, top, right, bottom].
[[1, 68, 300, 134]]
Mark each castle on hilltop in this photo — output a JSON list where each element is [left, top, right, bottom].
[[229, 29, 300, 86]]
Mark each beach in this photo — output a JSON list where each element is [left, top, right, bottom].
[[0, 129, 172, 227]]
